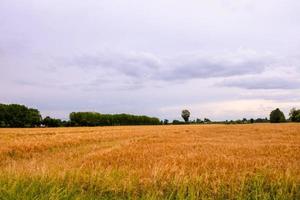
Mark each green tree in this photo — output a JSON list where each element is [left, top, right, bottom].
[[270, 108, 286, 123], [0, 104, 7, 127], [296, 113, 300, 122], [69, 112, 160, 126], [289, 108, 300, 122], [172, 120, 184, 124], [204, 118, 211, 123], [26, 108, 42, 127], [43, 116, 63, 127], [196, 118, 203, 124], [181, 110, 190, 123], [0, 104, 42, 127]]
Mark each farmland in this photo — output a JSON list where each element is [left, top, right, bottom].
[[0, 124, 299, 199]]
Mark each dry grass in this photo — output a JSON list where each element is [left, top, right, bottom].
[[0, 124, 299, 199]]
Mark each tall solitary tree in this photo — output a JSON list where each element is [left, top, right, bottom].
[[181, 110, 190, 123], [270, 108, 286, 123]]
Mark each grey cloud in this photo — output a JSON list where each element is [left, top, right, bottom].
[[160, 59, 266, 81], [83, 78, 145, 91], [14, 75, 144, 92], [67, 52, 161, 78], [65, 50, 270, 84], [14, 79, 83, 91], [219, 76, 300, 89], [1, 0, 300, 120]]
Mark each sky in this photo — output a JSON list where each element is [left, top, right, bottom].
[[1, 0, 300, 121]]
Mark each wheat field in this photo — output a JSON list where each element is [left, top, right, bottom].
[[0, 124, 299, 199]]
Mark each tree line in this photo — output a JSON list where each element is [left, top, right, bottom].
[[0, 104, 41, 127], [0, 103, 300, 128], [0, 103, 160, 127], [164, 108, 300, 125], [69, 112, 161, 126]]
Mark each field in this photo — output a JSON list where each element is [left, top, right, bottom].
[[0, 124, 299, 199]]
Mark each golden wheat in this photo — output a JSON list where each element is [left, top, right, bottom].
[[0, 124, 299, 188]]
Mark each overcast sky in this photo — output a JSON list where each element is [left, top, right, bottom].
[[1, 0, 300, 120]]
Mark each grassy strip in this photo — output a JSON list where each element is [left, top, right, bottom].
[[0, 173, 299, 200]]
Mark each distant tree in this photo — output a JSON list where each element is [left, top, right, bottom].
[[27, 108, 42, 127], [0, 104, 7, 127], [289, 108, 300, 122], [270, 108, 286, 123], [236, 119, 242, 124], [181, 110, 190, 123], [0, 103, 41, 127], [296, 114, 300, 122], [61, 120, 71, 127], [69, 112, 160, 126], [172, 120, 179, 124], [254, 118, 268, 123], [196, 118, 203, 124], [250, 118, 254, 123], [163, 119, 169, 125], [172, 120, 185, 124], [43, 116, 63, 127], [204, 118, 211, 123]]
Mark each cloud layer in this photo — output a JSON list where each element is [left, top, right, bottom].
[[64, 49, 271, 83], [220, 77, 300, 90], [1, 0, 300, 120]]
